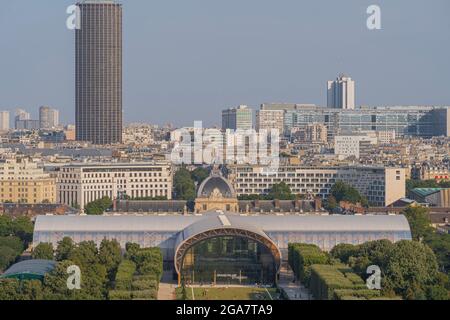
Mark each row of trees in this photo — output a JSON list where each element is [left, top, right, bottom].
[[238, 182, 297, 200], [84, 196, 113, 215], [330, 239, 449, 300], [325, 181, 369, 210], [1, 237, 163, 300], [109, 244, 163, 300], [406, 179, 450, 192], [0, 215, 34, 271]]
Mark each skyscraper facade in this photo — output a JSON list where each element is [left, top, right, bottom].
[[0, 111, 10, 131], [39, 106, 59, 129], [222, 105, 253, 130], [76, 0, 123, 145], [327, 74, 355, 109]]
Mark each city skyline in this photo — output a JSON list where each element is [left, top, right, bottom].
[[0, 0, 449, 128]]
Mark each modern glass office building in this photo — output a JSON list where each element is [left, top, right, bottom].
[[284, 106, 450, 139]]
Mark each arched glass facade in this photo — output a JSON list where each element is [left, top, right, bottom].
[[180, 236, 277, 285]]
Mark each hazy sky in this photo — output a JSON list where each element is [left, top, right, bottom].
[[0, 0, 449, 127]]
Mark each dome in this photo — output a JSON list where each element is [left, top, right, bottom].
[[197, 174, 236, 199]]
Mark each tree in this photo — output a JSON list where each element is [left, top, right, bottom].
[[425, 233, 450, 273], [55, 237, 75, 261], [403, 206, 433, 241], [20, 280, 43, 300], [325, 195, 338, 210], [12, 216, 34, 244], [0, 279, 20, 300], [125, 243, 141, 261], [32, 243, 54, 260], [85, 196, 113, 215], [191, 167, 210, 185], [330, 243, 358, 264], [42, 260, 78, 300], [384, 240, 440, 299], [0, 246, 18, 271], [330, 181, 367, 206], [68, 241, 99, 269], [0, 216, 13, 237], [173, 167, 196, 201], [267, 182, 295, 200], [98, 239, 122, 281]]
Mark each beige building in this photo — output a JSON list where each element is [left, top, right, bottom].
[[292, 123, 328, 143], [57, 161, 173, 210], [228, 164, 406, 207], [0, 158, 56, 204], [0, 111, 10, 131], [256, 109, 285, 134]]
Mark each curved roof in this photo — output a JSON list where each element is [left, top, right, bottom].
[[174, 214, 282, 275], [0, 260, 56, 280], [175, 214, 271, 247], [34, 214, 411, 234], [197, 174, 236, 198]]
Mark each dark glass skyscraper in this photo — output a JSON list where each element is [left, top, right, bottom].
[[76, 0, 122, 145]]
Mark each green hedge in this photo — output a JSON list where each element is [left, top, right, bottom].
[[334, 289, 381, 300], [131, 289, 157, 300], [131, 279, 158, 291], [288, 244, 329, 284], [114, 260, 136, 290], [109, 290, 132, 300], [309, 264, 367, 300]]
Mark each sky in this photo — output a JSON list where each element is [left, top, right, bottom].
[[0, 0, 449, 127]]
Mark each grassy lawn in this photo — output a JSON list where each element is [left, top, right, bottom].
[[176, 287, 283, 300]]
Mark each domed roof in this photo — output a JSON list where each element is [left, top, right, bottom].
[[197, 172, 236, 199]]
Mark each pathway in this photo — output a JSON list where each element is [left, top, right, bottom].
[[157, 271, 177, 300], [278, 264, 313, 300]]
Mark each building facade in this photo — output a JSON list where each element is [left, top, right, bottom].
[[39, 106, 59, 129], [222, 105, 253, 130], [327, 74, 355, 109], [227, 165, 406, 207], [256, 109, 285, 134], [0, 111, 10, 131], [75, 1, 123, 145], [0, 158, 56, 204], [285, 106, 450, 139], [334, 133, 378, 159], [57, 162, 173, 210]]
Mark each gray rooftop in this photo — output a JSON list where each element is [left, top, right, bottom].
[[34, 213, 411, 234]]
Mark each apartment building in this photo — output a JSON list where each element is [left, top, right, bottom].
[[256, 109, 285, 134], [227, 165, 406, 207], [57, 162, 173, 210], [0, 158, 56, 204]]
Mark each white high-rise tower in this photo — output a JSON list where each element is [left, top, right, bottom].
[[327, 74, 355, 110]]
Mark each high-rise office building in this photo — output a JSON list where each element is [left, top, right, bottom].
[[76, 0, 123, 145], [0, 111, 10, 131], [222, 105, 253, 130], [14, 109, 39, 130], [39, 106, 59, 129], [327, 74, 355, 109]]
